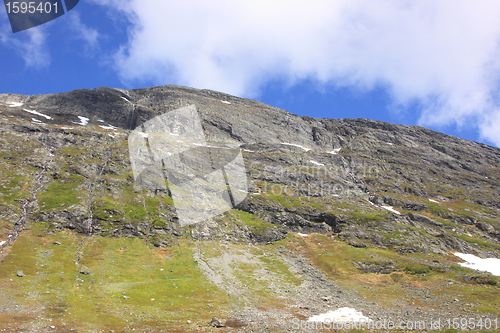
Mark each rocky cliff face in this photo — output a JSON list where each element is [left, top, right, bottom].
[[0, 85, 499, 332], [1, 85, 498, 256]]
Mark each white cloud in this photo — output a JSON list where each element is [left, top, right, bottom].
[[67, 12, 100, 52], [71, 1, 500, 146], [0, 25, 50, 68], [0, 9, 100, 67]]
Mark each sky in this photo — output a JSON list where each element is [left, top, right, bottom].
[[1, 1, 500, 147]]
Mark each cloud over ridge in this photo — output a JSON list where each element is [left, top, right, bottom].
[[90, 1, 500, 145]]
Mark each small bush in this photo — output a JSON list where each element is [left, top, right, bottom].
[[401, 263, 431, 275]]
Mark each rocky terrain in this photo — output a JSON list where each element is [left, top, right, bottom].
[[0, 85, 499, 332]]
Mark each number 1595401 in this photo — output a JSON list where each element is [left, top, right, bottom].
[[5, 2, 58, 14]]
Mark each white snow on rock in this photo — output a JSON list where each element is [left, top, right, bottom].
[[0, 241, 6, 246], [97, 119, 105, 123], [367, 200, 376, 206], [281, 143, 311, 151], [79, 116, 89, 125], [454, 253, 500, 276], [31, 118, 44, 124], [23, 109, 52, 120], [108, 134, 115, 138], [381, 206, 401, 215], [192, 143, 231, 149], [310, 160, 324, 166], [221, 100, 231, 104], [99, 125, 119, 130], [137, 132, 149, 138], [428, 199, 440, 203], [297, 232, 308, 237], [121, 96, 133, 104], [61, 127, 74, 130], [328, 148, 342, 155], [72, 116, 89, 126], [7, 102, 24, 107], [308, 307, 372, 323]]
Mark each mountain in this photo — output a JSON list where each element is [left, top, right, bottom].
[[0, 85, 499, 332]]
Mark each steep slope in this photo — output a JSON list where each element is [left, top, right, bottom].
[[0, 85, 499, 332]]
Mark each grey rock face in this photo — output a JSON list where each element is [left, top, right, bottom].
[[0, 84, 499, 257]]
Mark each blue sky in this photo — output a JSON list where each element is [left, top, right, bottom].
[[1, 0, 500, 147]]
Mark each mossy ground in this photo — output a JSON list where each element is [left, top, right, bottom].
[[283, 233, 500, 317], [0, 224, 232, 332]]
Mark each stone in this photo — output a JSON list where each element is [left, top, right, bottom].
[[209, 317, 225, 328], [79, 267, 91, 275], [476, 222, 495, 233]]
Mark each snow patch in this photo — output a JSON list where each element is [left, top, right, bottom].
[[108, 134, 115, 138], [328, 148, 341, 155], [99, 125, 119, 130], [0, 241, 6, 246], [242, 149, 254, 153], [221, 100, 231, 104], [308, 307, 372, 323], [72, 116, 89, 126], [97, 119, 105, 123], [192, 143, 230, 149], [281, 142, 311, 152], [454, 253, 500, 276], [61, 127, 74, 130], [310, 160, 324, 166], [7, 102, 23, 107], [23, 109, 52, 120], [428, 199, 440, 203], [137, 132, 149, 138], [31, 118, 44, 124], [297, 232, 308, 237], [368, 200, 376, 206], [121, 96, 133, 104], [381, 206, 401, 215]]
